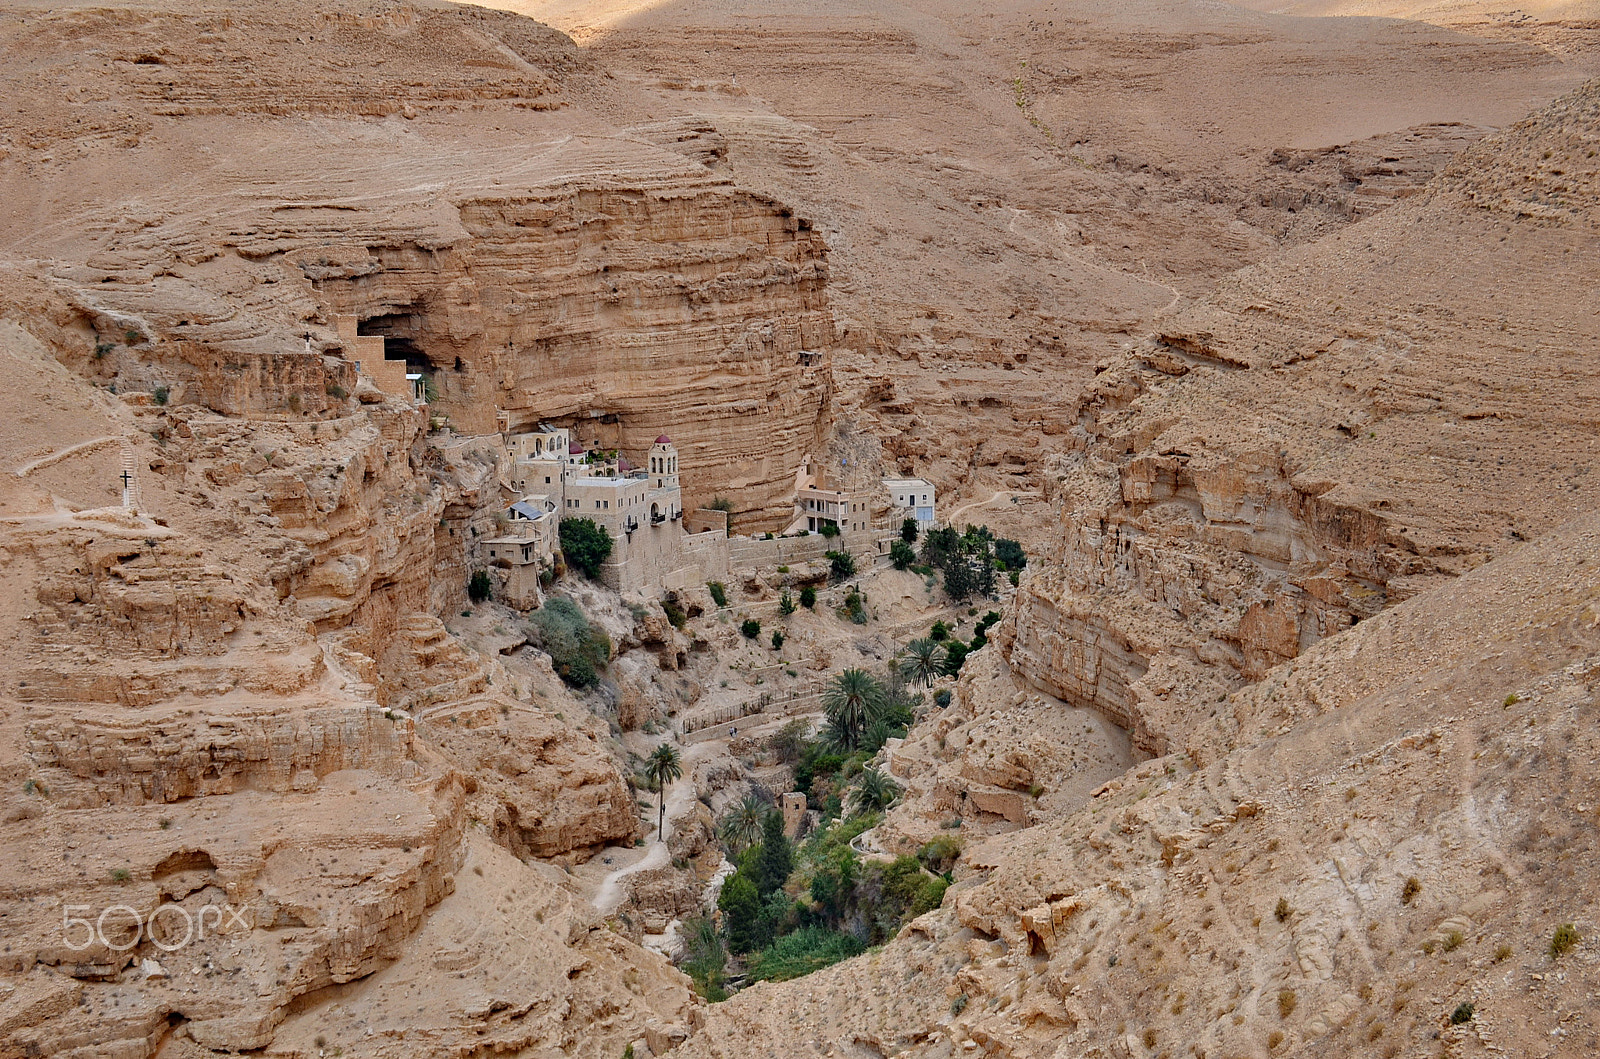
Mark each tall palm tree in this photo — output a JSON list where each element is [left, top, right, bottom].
[[822, 668, 886, 750], [849, 767, 899, 816], [898, 638, 946, 687], [645, 742, 683, 842], [719, 793, 767, 854]]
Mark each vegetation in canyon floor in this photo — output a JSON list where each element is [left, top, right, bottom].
[[683, 664, 964, 996]]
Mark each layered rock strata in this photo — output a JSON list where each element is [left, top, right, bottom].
[[1009, 79, 1600, 757]]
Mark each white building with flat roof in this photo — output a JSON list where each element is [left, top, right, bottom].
[[884, 477, 936, 530], [499, 428, 696, 594]]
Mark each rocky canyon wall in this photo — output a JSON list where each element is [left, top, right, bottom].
[[1003, 79, 1600, 758], [308, 184, 834, 526]]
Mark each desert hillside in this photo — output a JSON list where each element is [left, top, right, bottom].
[[673, 78, 1600, 1059], [1, 1, 1597, 1058]]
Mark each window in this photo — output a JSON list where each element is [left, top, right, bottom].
[[545, 476, 551, 484]]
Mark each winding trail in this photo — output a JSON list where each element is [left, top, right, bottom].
[[944, 489, 1041, 526], [12, 435, 123, 476], [591, 842, 668, 917], [589, 739, 718, 916]]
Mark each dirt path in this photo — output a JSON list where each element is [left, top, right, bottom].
[[944, 489, 1040, 526], [589, 739, 719, 915], [591, 842, 666, 917], [12, 435, 122, 476]]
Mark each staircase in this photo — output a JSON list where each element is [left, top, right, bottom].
[[119, 444, 143, 514]]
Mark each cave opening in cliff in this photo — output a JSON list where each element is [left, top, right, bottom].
[[358, 312, 436, 373]]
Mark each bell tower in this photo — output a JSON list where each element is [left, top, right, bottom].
[[649, 435, 680, 491]]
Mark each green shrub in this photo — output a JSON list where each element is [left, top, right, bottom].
[[771, 630, 785, 650], [950, 993, 968, 1015], [1450, 1002, 1475, 1025], [661, 596, 687, 629], [800, 586, 816, 609], [153, 385, 170, 406], [934, 688, 952, 708], [747, 927, 864, 982], [559, 518, 613, 579], [827, 550, 856, 581], [779, 591, 796, 616], [467, 570, 492, 603], [679, 916, 728, 1002], [1550, 923, 1580, 958], [929, 620, 949, 642], [529, 597, 610, 688], [741, 618, 761, 639], [890, 540, 915, 569], [819, 521, 840, 538], [994, 537, 1026, 570], [840, 590, 867, 625], [941, 640, 968, 676], [707, 581, 728, 608], [917, 835, 962, 874], [325, 383, 348, 400], [901, 517, 919, 543]]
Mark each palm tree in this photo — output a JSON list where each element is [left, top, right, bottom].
[[849, 767, 899, 816], [645, 742, 683, 842], [719, 793, 767, 854], [822, 668, 886, 751], [898, 638, 946, 687]]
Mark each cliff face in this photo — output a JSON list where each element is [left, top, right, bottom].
[[0, 246, 672, 1059], [680, 509, 1600, 1059], [1004, 79, 1600, 758], [537, 0, 1594, 527], [0, 0, 837, 533], [309, 185, 834, 524]]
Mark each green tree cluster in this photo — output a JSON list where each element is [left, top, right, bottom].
[[917, 524, 1025, 602], [826, 550, 856, 581], [558, 517, 613, 580]]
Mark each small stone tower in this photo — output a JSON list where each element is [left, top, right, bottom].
[[649, 435, 679, 491]]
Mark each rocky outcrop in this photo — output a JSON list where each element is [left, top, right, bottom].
[[0, 189, 685, 1057], [1004, 79, 1600, 757], [679, 465, 1600, 1059]]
